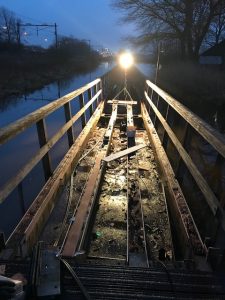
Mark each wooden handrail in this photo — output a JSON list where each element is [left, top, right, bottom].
[[0, 78, 101, 145], [146, 80, 225, 159], [0, 90, 102, 203], [145, 92, 222, 217]]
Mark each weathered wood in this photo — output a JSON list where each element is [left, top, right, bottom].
[[146, 80, 225, 159], [0, 78, 101, 146], [88, 88, 93, 116], [79, 93, 87, 128], [62, 104, 117, 257], [107, 100, 137, 105], [141, 102, 205, 257], [103, 144, 146, 163], [0, 90, 102, 204], [127, 104, 134, 127], [64, 102, 74, 147], [36, 119, 52, 181], [3, 102, 104, 258], [145, 92, 225, 223], [174, 122, 189, 176]]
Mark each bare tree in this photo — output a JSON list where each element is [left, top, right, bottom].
[[206, 4, 225, 45], [112, 0, 225, 59], [0, 6, 21, 45]]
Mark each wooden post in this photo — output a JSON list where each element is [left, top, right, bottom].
[[36, 119, 52, 181], [153, 94, 160, 126], [79, 94, 86, 128], [99, 81, 103, 101], [88, 88, 94, 116], [64, 102, 74, 147], [162, 104, 170, 149], [93, 84, 98, 106], [175, 122, 190, 178]]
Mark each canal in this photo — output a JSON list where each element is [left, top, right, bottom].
[[0, 62, 154, 238]]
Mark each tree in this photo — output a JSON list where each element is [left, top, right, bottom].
[[0, 6, 21, 45], [206, 4, 225, 46], [112, 0, 225, 59]]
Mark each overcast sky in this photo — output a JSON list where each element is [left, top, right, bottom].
[[0, 0, 136, 51]]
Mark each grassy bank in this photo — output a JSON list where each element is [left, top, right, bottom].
[[157, 62, 225, 128], [0, 42, 101, 100]]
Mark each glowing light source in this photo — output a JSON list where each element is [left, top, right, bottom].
[[119, 52, 134, 69]]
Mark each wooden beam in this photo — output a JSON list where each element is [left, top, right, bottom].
[[79, 93, 87, 128], [36, 119, 53, 181], [145, 93, 225, 226], [62, 104, 117, 256], [3, 102, 104, 258], [0, 79, 101, 146], [64, 102, 74, 147], [107, 100, 137, 105], [141, 102, 205, 257], [146, 81, 225, 159], [88, 88, 93, 116], [0, 90, 102, 204], [103, 144, 146, 163]]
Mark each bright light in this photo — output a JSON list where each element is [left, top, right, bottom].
[[119, 52, 134, 69]]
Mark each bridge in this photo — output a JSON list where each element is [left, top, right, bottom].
[[0, 66, 225, 299]]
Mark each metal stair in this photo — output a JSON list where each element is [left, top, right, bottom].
[[61, 263, 225, 299]]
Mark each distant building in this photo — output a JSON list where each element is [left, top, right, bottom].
[[199, 40, 225, 67]]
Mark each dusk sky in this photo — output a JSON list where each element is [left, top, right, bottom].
[[0, 0, 136, 51]]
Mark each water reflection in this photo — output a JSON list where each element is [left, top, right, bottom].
[[0, 62, 114, 128], [0, 62, 114, 238]]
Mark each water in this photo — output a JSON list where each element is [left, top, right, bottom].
[[0, 62, 155, 238], [0, 62, 117, 238]]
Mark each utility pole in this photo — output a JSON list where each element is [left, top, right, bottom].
[[16, 21, 21, 46], [54, 23, 58, 48]]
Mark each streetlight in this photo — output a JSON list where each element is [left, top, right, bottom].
[[119, 52, 134, 92], [113, 51, 134, 101], [119, 52, 134, 70]]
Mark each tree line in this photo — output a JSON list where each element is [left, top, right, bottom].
[[112, 0, 225, 60], [0, 6, 99, 60]]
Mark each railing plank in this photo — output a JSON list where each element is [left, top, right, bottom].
[[0, 90, 102, 203], [146, 80, 225, 159], [145, 92, 223, 221], [0, 79, 101, 145]]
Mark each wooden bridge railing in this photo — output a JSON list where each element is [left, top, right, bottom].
[[144, 79, 225, 240], [0, 78, 102, 204]]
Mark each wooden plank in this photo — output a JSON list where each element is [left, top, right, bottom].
[[0, 90, 102, 204], [0, 78, 101, 146], [36, 119, 52, 181], [146, 81, 225, 159], [62, 104, 117, 256], [103, 144, 146, 163], [64, 102, 74, 147], [88, 88, 93, 116], [145, 93, 225, 224], [3, 102, 104, 258], [79, 93, 87, 128], [62, 152, 106, 257], [127, 104, 134, 127], [141, 103, 205, 257], [107, 100, 137, 105]]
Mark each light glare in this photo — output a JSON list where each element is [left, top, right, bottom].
[[119, 52, 134, 69]]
